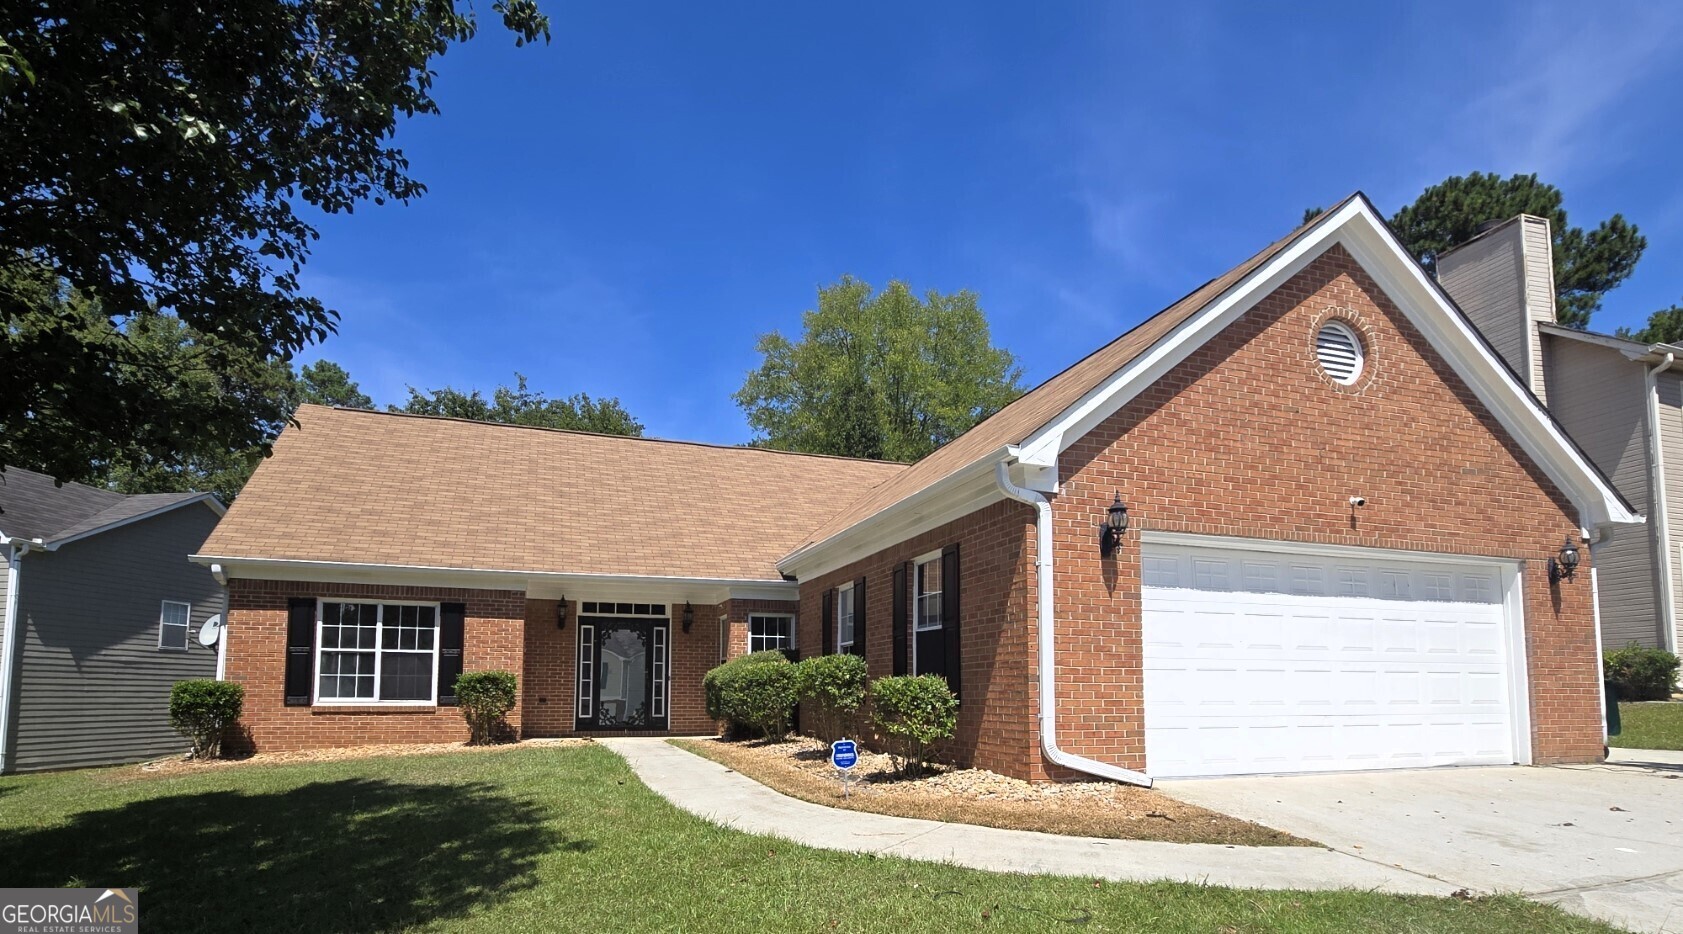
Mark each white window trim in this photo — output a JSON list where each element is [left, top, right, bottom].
[[836, 583, 855, 653], [718, 613, 730, 665], [913, 549, 944, 633], [157, 600, 191, 652], [312, 598, 442, 707], [748, 612, 796, 654]]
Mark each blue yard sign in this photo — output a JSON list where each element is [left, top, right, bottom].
[[830, 739, 858, 770]]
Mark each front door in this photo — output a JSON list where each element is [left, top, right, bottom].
[[576, 616, 670, 731]]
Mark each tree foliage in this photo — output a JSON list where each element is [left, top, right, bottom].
[[394, 374, 644, 436], [1, 0, 550, 486], [298, 360, 374, 410], [1617, 301, 1683, 346], [735, 278, 1024, 462], [1303, 173, 1645, 328]]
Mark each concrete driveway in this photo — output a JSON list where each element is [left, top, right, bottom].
[[1161, 749, 1683, 933]]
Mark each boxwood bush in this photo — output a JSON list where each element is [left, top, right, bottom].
[[870, 674, 957, 776], [169, 679, 245, 759], [704, 650, 799, 740], [795, 653, 868, 743], [455, 670, 519, 744], [1604, 644, 1680, 702]]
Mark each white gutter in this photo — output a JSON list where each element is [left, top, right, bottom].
[[0, 541, 33, 773], [994, 463, 1153, 787], [1646, 353, 1678, 653]]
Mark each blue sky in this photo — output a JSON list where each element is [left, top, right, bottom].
[[296, 1, 1683, 445]]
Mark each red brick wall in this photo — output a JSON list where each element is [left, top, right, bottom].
[[797, 501, 1036, 776], [1040, 244, 1600, 777], [224, 580, 525, 752], [521, 598, 723, 737]]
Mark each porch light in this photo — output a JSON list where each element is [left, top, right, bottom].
[[1548, 537, 1581, 585], [1099, 492, 1129, 558], [683, 602, 694, 633], [556, 596, 569, 630]]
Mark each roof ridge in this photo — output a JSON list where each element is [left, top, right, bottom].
[[305, 405, 911, 469]]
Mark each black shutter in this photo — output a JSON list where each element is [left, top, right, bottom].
[[284, 598, 316, 706], [891, 562, 909, 675], [821, 588, 835, 656], [942, 544, 961, 700], [437, 602, 466, 706], [852, 576, 867, 660]]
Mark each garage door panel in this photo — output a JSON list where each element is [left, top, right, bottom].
[[1143, 542, 1517, 778]]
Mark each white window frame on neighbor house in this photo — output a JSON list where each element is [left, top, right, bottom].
[[836, 583, 856, 653], [313, 599, 441, 707], [157, 600, 191, 651], [748, 613, 795, 655]]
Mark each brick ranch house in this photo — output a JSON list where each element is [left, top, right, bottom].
[[197, 194, 1640, 783]]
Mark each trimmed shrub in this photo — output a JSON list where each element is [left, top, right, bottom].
[[456, 670, 519, 744], [795, 653, 869, 743], [169, 679, 245, 759], [870, 674, 957, 776], [1605, 644, 1680, 702], [704, 650, 799, 740]]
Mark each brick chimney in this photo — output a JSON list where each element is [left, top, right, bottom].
[[1436, 215, 1557, 401]]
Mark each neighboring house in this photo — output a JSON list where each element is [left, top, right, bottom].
[[0, 468, 226, 772], [198, 193, 1639, 784], [1439, 217, 1679, 657]]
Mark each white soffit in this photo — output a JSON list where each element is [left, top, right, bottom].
[[1013, 196, 1639, 532]]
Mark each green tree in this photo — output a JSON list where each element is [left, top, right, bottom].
[[1304, 174, 1645, 328], [298, 360, 374, 410], [1617, 302, 1683, 346], [735, 278, 1023, 462], [1, 0, 550, 486], [395, 374, 643, 436]]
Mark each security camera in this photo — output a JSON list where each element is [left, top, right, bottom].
[[1349, 496, 1367, 507]]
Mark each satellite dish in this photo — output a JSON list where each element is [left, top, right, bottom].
[[198, 614, 223, 647]]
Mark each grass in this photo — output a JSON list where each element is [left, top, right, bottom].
[[1610, 701, 1683, 750], [0, 744, 1618, 933], [672, 736, 1309, 847]]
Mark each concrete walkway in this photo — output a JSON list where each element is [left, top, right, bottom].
[[597, 737, 1455, 896]]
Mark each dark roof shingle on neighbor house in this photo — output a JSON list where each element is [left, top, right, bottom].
[[0, 467, 212, 545], [199, 405, 909, 582]]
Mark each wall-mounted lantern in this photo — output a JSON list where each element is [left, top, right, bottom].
[[683, 602, 694, 633], [556, 596, 569, 630], [1098, 492, 1130, 558], [1548, 537, 1580, 585]]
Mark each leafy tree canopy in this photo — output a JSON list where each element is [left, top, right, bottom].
[[1, 0, 550, 485], [735, 277, 1024, 462], [1305, 173, 1646, 329], [394, 375, 644, 436], [298, 360, 374, 410], [1617, 302, 1683, 346]]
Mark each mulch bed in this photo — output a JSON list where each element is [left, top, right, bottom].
[[673, 736, 1312, 847], [116, 737, 594, 780]]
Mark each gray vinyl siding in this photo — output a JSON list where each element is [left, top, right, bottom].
[[1439, 225, 1530, 382], [1542, 335, 1663, 648], [1656, 371, 1683, 651], [10, 504, 222, 771], [1519, 217, 1556, 399]]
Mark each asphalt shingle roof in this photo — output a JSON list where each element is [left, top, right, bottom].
[[0, 467, 206, 544]]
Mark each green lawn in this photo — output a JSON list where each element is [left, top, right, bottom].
[[0, 746, 1616, 933], [1611, 701, 1683, 750]]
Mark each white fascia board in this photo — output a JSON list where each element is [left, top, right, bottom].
[[1013, 197, 1638, 532], [44, 494, 226, 550], [191, 554, 798, 605], [776, 447, 1011, 581]]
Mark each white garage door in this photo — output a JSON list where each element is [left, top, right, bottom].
[[1142, 539, 1521, 778]]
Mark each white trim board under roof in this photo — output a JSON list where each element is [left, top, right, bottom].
[[1538, 321, 1683, 364], [780, 194, 1640, 581]]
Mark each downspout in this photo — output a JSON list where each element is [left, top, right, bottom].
[[995, 463, 1153, 787], [1591, 559, 1608, 744], [0, 541, 32, 774], [1646, 353, 1678, 653], [210, 564, 229, 681]]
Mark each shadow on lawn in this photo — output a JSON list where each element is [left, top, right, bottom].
[[0, 778, 577, 933]]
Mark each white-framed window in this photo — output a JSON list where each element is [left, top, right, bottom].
[[718, 614, 731, 665], [749, 613, 795, 655], [914, 551, 944, 632], [315, 600, 440, 705], [836, 584, 856, 653], [157, 600, 191, 651]]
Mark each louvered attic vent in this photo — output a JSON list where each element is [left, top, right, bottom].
[[1316, 321, 1364, 385]]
